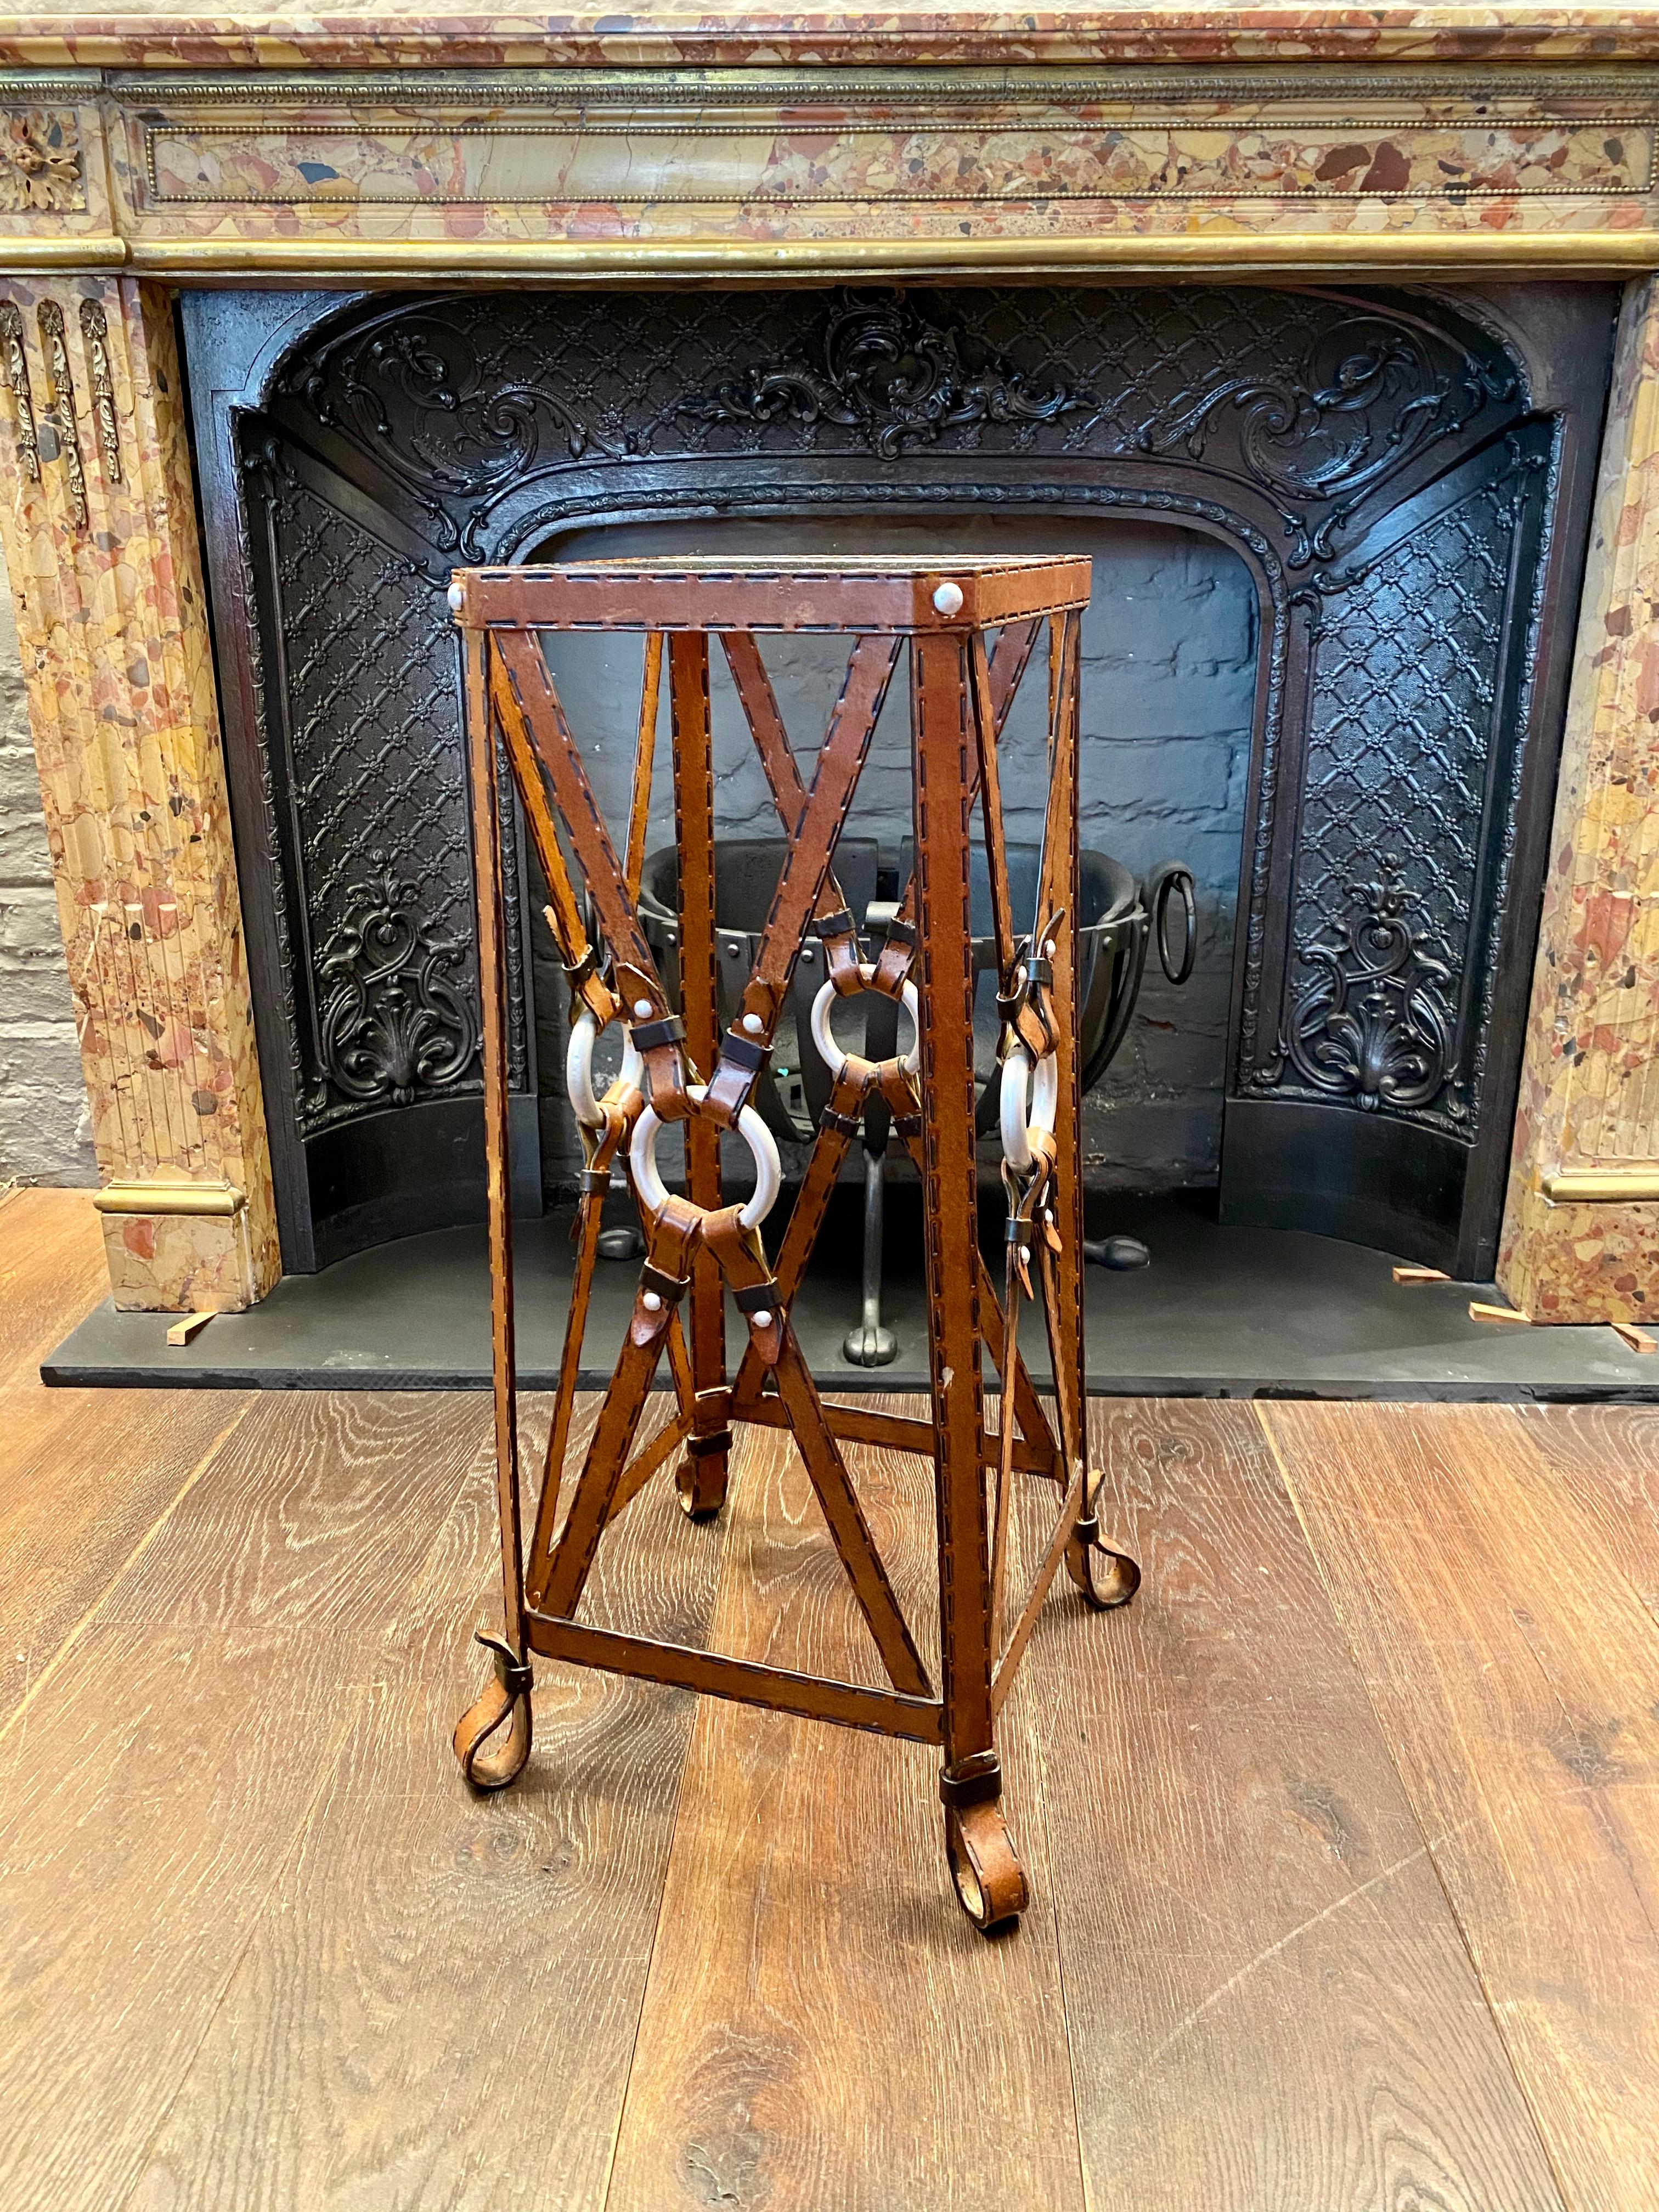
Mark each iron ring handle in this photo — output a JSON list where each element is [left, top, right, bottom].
[[809, 968, 920, 1084], [566, 1007, 644, 1131], [1000, 1043, 1058, 1176], [1150, 863, 1197, 988], [630, 1084, 781, 1233]]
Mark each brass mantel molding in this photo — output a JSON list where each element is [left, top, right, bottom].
[[1539, 1169, 1659, 1205], [93, 1177, 248, 1218], [116, 231, 1659, 283]]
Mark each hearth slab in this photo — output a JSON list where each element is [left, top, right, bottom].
[[39, 1199, 1658, 1402]]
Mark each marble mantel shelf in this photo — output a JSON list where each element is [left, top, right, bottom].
[[1, 8, 1658, 1325], [3, 4, 1659, 72]]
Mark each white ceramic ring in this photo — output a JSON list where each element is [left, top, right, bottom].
[[1000, 1045, 1059, 1175], [629, 1085, 782, 1233], [809, 968, 920, 1082], [565, 1008, 644, 1131]]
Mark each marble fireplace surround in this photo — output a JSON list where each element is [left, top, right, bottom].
[[3, 5, 1659, 1324]]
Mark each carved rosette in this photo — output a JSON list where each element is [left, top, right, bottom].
[[0, 108, 82, 213]]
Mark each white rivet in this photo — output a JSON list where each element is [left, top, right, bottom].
[[727, 940, 743, 956], [801, 945, 816, 962], [1043, 940, 1056, 957], [932, 580, 964, 616], [1044, 1209, 1054, 1223], [633, 998, 652, 1019], [751, 1308, 772, 1329], [742, 1012, 763, 1035], [641, 1290, 662, 1313], [446, 581, 464, 612]]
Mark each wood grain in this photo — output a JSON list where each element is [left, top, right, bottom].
[[3, 1341, 1652, 2209], [0, 1184, 248, 1725], [1023, 1397, 1564, 2212], [0, 1187, 107, 1388], [127, 1393, 727, 2212], [0, 1381, 246, 1724], [1262, 1401, 1659, 2212], [0, 1390, 489, 2212], [607, 1398, 1083, 2212], [1516, 1402, 1659, 1625], [90, 1390, 486, 1644]]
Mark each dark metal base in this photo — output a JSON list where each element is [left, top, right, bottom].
[[41, 1193, 1658, 1402]]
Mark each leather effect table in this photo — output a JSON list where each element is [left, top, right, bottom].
[[449, 555, 1139, 1931]]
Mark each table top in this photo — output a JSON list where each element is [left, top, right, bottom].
[[453, 554, 1094, 633]]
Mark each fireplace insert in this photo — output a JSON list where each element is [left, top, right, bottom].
[[180, 279, 1615, 1278]]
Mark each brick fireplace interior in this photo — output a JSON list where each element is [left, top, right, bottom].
[[178, 279, 1613, 1288]]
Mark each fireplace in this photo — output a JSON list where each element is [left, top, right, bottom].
[[3, 34, 1659, 1327], [182, 279, 1611, 1280]]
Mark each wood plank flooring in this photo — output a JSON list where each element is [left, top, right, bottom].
[[2, 1190, 1656, 2212]]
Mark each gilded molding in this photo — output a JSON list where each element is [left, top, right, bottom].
[[1539, 1169, 1659, 1203], [0, 236, 125, 268], [78, 293, 118, 483], [93, 1178, 247, 1216], [0, 298, 37, 480], [120, 232, 1659, 283], [35, 295, 84, 526]]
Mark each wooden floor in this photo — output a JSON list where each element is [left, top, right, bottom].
[[1, 1188, 1656, 2212]]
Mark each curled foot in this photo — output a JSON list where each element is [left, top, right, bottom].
[[945, 1799, 1029, 1932], [1065, 1476, 1142, 1611], [453, 1633, 533, 1790]]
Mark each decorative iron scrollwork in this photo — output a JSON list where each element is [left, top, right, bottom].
[[1139, 312, 1517, 565], [315, 868, 479, 1108], [678, 288, 1097, 459], [78, 299, 120, 484], [0, 303, 38, 483], [36, 299, 87, 528], [1285, 870, 1454, 1114], [285, 309, 609, 549]]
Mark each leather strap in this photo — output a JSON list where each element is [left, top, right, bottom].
[[495, 630, 691, 1110], [702, 633, 900, 1124], [871, 616, 1041, 1000], [452, 1632, 534, 1790], [722, 629, 852, 927], [622, 630, 663, 899], [539, 1198, 699, 1618], [703, 1205, 932, 1697]]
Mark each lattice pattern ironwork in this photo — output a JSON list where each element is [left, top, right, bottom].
[[1277, 465, 1526, 1133], [259, 465, 532, 1131]]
